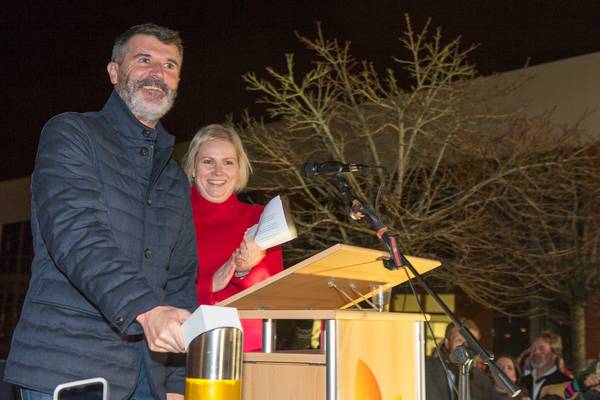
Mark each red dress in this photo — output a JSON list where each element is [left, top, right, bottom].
[[191, 186, 283, 351]]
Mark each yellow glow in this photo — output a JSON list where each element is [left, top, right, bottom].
[[185, 378, 241, 400]]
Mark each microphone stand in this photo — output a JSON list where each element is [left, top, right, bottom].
[[331, 175, 521, 400], [449, 345, 477, 400]]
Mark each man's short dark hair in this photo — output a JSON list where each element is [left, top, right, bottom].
[[111, 23, 183, 64], [445, 318, 480, 341]]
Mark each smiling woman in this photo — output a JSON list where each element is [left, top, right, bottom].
[[194, 139, 240, 203], [182, 124, 283, 352]]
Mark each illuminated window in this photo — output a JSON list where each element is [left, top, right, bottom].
[[392, 293, 455, 356]]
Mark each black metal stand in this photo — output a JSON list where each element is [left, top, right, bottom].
[[449, 345, 478, 400], [331, 175, 521, 400]]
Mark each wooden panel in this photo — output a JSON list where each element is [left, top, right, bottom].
[[219, 244, 440, 310], [242, 362, 326, 400], [239, 312, 424, 399], [243, 351, 325, 364], [238, 309, 428, 322]]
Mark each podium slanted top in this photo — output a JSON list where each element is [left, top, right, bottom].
[[217, 244, 441, 310]]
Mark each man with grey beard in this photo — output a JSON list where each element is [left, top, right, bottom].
[[4, 24, 197, 400], [519, 332, 571, 400]]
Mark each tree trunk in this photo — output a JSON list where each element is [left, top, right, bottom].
[[569, 300, 586, 373]]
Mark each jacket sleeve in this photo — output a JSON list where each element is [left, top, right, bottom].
[[32, 114, 161, 335], [163, 191, 198, 312], [164, 188, 199, 394], [471, 366, 495, 399], [425, 357, 451, 400]]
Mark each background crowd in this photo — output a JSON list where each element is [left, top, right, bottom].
[[426, 319, 600, 400]]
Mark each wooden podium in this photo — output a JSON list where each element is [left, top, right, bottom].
[[218, 244, 441, 400]]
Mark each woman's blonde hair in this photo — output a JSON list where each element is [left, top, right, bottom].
[[182, 124, 252, 192]]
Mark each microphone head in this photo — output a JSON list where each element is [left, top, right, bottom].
[[301, 160, 317, 178]]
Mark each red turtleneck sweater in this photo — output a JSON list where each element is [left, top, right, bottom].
[[191, 186, 283, 351]]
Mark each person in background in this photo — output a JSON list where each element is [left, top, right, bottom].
[[519, 332, 571, 400], [3, 23, 197, 400], [182, 124, 283, 351], [562, 354, 600, 399], [425, 318, 495, 400], [518, 349, 533, 378], [559, 357, 575, 379], [491, 355, 531, 400]]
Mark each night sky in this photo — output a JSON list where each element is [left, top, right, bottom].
[[3, 1, 600, 181]]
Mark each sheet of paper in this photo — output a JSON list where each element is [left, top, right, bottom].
[[181, 305, 242, 350], [247, 195, 297, 250]]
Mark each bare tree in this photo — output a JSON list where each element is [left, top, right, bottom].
[[481, 118, 600, 371], [237, 16, 600, 370]]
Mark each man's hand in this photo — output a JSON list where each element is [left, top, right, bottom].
[[136, 306, 190, 353], [166, 393, 184, 400]]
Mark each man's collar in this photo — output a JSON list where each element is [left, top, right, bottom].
[[101, 90, 174, 148], [533, 365, 557, 383]]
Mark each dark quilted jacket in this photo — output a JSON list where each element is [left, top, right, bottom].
[[4, 91, 198, 399]]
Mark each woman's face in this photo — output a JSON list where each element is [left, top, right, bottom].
[[194, 139, 239, 203], [495, 356, 517, 385]]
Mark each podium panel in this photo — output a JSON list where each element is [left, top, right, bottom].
[[238, 310, 427, 400], [217, 245, 440, 400], [338, 318, 424, 399], [219, 244, 440, 311]]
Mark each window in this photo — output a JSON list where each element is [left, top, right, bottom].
[[393, 292, 456, 356]]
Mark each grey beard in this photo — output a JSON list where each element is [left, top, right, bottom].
[[117, 77, 177, 123], [529, 357, 546, 370]]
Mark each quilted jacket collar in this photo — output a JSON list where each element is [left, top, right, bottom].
[[101, 90, 175, 149]]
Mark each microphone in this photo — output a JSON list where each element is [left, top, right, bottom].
[[301, 160, 369, 177]]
